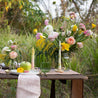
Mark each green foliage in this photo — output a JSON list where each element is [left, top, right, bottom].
[[0, 29, 36, 63], [0, 0, 45, 33]]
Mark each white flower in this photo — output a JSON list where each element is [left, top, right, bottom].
[[1, 47, 11, 54], [88, 30, 93, 35], [8, 40, 13, 45], [43, 25, 53, 35], [61, 32, 65, 36], [67, 30, 71, 36]]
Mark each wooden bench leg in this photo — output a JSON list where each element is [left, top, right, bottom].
[[71, 79, 83, 98], [50, 80, 55, 98]]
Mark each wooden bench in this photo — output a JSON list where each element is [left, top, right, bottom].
[[0, 69, 88, 98]]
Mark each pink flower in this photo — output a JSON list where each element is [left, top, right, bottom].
[[62, 32, 65, 36], [36, 33, 43, 40], [9, 51, 18, 59], [67, 36, 76, 45], [11, 45, 17, 50], [79, 23, 86, 31], [77, 42, 83, 48], [84, 30, 90, 36], [70, 12, 76, 19], [44, 19, 49, 25], [48, 32, 59, 41]]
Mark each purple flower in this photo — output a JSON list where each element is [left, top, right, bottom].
[[36, 33, 43, 40], [44, 19, 49, 25], [84, 30, 90, 36]]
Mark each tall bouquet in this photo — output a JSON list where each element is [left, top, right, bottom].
[[35, 13, 96, 69]]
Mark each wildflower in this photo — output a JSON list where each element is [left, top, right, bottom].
[[79, 30, 83, 34], [67, 30, 71, 36], [48, 32, 59, 41], [44, 19, 49, 25], [36, 38, 45, 50], [2, 47, 11, 54], [17, 67, 24, 73], [92, 24, 96, 29], [9, 51, 18, 59], [79, 23, 86, 31], [66, 36, 76, 45], [72, 25, 78, 32], [70, 12, 76, 20], [36, 33, 43, 40], [62, 32, 65, 36], [43, 25, 53, 35], [8, 40, 13, 45], [33, 29, 38, 34], [5, 6, 9, 12], [11, 45, 17, 50], [77, 42, 83, 48], [84, 30, 90, 36], [61, 42, 70, 51], [88, 30, 93, 35]]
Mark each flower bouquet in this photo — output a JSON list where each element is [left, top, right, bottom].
[[0, 40, 19, 69], [35, 13, 96, 71]]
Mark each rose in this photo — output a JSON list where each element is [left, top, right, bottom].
[[77, 42, 83, 48], [44, 19, 49, 25], [11, 45, 17, 50], [36, 33, 43, 40], [66, 36, 76, 45], [9, 51, 18, 59]]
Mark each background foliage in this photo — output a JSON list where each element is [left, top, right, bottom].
[[0, 0, 98, 98]]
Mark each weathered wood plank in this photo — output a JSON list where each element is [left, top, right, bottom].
[[71, 79, 83, 98], [0, 69, 88, 80], [0, 74, 88, 80]]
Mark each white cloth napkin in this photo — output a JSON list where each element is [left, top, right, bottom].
[[16, 74, 40, 98]]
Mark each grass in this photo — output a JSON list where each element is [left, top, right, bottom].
[[0, 28, 98, 97]]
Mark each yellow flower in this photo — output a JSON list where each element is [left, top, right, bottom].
[[61, 42, 70, 51], [40, 35, 43, 39], [92, 24, 96, 29], [17, 67, 24, 73], [79, 30, 83, 34], [72, 25, 77, 32], [33, 29, 37, 34], [5, 6, 9, 12], [36, 38, 45, 50]]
